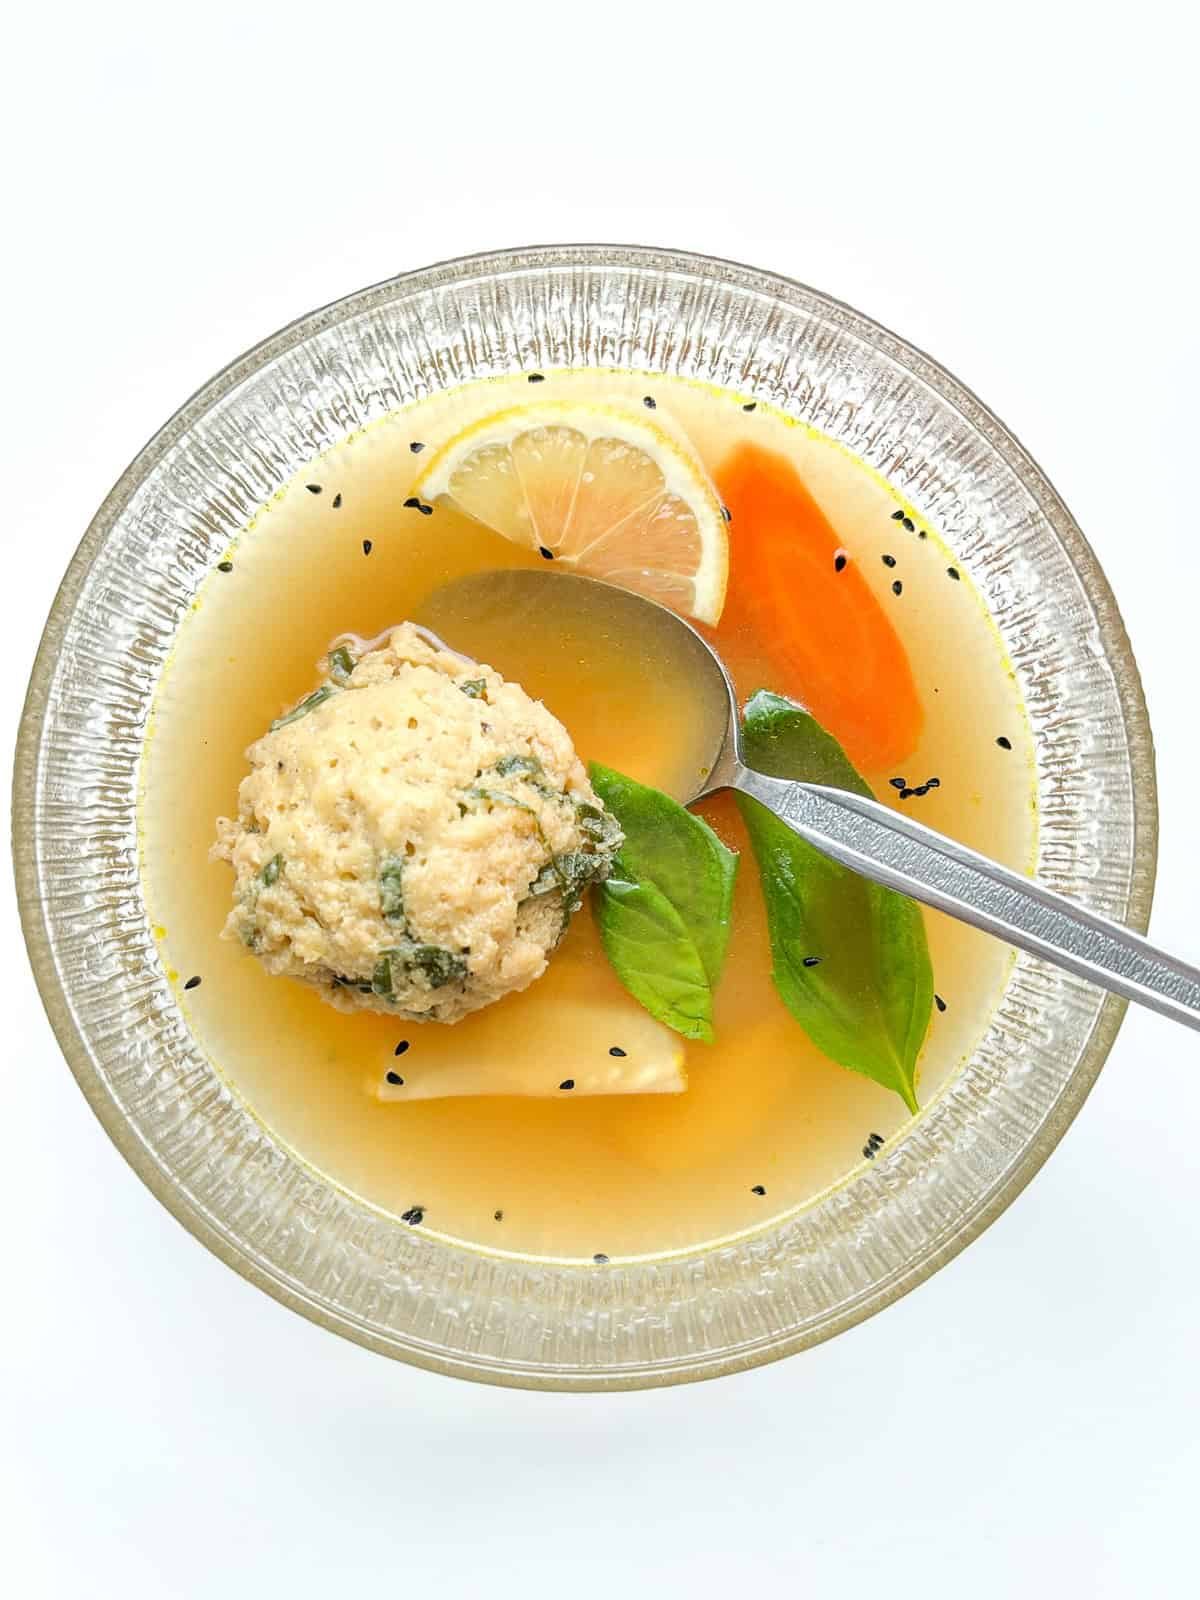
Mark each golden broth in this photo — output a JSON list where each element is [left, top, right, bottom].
[[140, 370, 1035, 1261]]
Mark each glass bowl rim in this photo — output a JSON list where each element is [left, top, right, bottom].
[[12, 243, 1158, 1388]]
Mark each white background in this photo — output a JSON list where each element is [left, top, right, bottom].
[[3, 4, 1197, 1595]]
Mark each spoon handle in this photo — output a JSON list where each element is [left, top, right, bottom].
[[735, 768, 1199, 1032]]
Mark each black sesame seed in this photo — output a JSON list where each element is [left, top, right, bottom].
[[892, 580, 903, 596], [494, 1209, 504, 1221], [305, 484, 322, 495], [593, 1253, 610, 1264], [362, 539, 373, 555], [386, 1071, 404, 1086], [882, 553, 897, 568], [912, 784, 930, 797], [721, 505, 732, 522], [358, 985, 372, 995], [926, 777, 941, 789], [996, 736, 1012, 750], [643, 395, 656, 409], [863, 1144, 876, 1160], [539, 546, 554, 560], [890, 778, 907, 790], [332, 492, 343, 509], [935, 994, 947, 1013], [751, 1185, 767, 1196], [891, 509, 905, 522], [947, 567, 961, 581], [401, 1206, 424, 1226], [184, 975, 201, 991], [559, 1078, 575, 1091], [418, 502, 433, 516], [742, 401, 757, 412], [900, 787, 915, 800], [403, 496, 421, 509], [409, 441, 425, 454], [902, 517, 915, 532], [394, 1040, 410, 1056], [802, 956, 822, 968], [834, 553, 848, 573], [217, 560, 234, 573], [527, 372, 545, 383], [609, 1046, 627, 1058], [918, 529, 927, 539], [869, 1132, 884, 1146]]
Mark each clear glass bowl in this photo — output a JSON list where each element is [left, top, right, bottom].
[[13, 246, 1156, 1389]]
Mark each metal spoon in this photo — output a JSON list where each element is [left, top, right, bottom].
[[421, 569, 1198, 1031]]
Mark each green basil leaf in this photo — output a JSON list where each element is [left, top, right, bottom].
[[404, 944, 468, 990], [737, 690, 933, 1112], [574, 799, 623, 850], [590, 763, 739, 1041], [327, 645, 356, 685], [527, 858, 567, 897], [593, 877, 716, 1043], [527, 850, 609, 910], [494, 753, 544, 778], [270, 684, 339, 731], [378, 853, 406, 923], [372, 941, 467, 1001]]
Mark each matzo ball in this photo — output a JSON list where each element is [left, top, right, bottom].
[[211, 623, 621, 1023]]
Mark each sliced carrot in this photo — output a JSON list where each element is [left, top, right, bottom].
[[710, 442, 923, 774]]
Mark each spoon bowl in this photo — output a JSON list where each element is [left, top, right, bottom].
[[415, 567, 737, 803]]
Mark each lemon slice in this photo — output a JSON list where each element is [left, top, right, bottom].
[[413, 402, 729, 624]]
